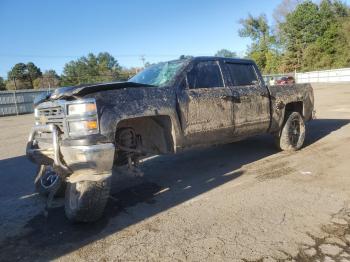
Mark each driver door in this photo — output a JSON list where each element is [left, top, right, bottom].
[[177, 60, 235, 146]]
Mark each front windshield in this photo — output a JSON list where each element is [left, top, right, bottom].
[[129, 60, 187, 87]]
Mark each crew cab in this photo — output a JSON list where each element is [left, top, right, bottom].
[[27, 57, 314, 222]]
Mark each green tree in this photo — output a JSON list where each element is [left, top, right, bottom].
[[61, 52, 122, 86], [239, 14, 270, 43], [239, 14, 280, 73], [0, 77, 5, 90], [237, 0, 350, 73], [33, 70, 61, 89], [279, 1, 321, 71], [279, 0, 350, 71], [215, 49, 237, 58], [264, 50, 282, 73], [26, 62, 42, 86], [7, 63, 27, 80], [7, 62, 42, 89]]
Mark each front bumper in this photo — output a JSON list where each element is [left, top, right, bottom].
[[26, 124, 115, 180]]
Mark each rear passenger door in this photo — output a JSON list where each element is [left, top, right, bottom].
[[224, 62, 271, 136], [178, 60, 235, 146]]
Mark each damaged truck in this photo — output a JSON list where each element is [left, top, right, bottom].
[[26, 57, 314, 222]]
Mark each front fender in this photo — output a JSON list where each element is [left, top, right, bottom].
[[86, 87, 184, 152]]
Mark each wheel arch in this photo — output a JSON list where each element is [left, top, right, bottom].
[[115, 115, 175, 155], [284, 101, 304, 117], [270, 100, 305, 134]]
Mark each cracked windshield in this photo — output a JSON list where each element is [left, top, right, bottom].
[[129, 60, 186, 87]]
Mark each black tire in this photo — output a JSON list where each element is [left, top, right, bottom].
[[34, 165, 66, 197], [275, 111, 306, 151], [64, 176, 111, 222]]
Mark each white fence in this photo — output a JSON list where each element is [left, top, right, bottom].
[[295, 68, 350, 83], [264, 68, 350, 84]]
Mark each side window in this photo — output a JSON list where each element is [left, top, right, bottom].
[[226, 63, 258, 86], [187, 61, 224, 89]]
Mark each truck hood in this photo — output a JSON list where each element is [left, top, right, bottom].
[[50, 81, 155, 100]]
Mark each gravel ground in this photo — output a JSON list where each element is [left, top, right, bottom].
[[0, 83, 350, 261]]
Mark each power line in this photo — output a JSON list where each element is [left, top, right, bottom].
[[0, 53, 212, 58], [1, 73, 136, 81], [8, 72, 136, 81]]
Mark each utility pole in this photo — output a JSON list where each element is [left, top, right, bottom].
[[12, 78, 19, 116], [140, 55, 146, 68]]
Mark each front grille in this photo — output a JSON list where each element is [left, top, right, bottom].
[[38, 106, 65, 131]]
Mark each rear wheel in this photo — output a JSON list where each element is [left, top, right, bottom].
[[275, 111, 306, 151], [64, 176, 111, 222]]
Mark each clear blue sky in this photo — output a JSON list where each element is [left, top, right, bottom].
[[1, 0, 346, 78]]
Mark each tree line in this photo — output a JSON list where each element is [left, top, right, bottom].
[[0, 52, 141, 91], [239, 0, 350, 74], [1, 0, 348, 90], [0, 50, 236, 91]]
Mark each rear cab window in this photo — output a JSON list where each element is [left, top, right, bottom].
[[225, 63, 258, 87], [187, 61, 224, 89]]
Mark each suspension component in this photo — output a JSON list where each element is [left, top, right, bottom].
[[115, 128, 144, 167]]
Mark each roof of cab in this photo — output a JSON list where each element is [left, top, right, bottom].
[[190, 56, 255, 64]]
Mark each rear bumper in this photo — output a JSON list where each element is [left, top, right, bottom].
[[26, 124, 115, 178]]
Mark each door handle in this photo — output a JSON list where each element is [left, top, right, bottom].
[[220, 95, 233, 101]]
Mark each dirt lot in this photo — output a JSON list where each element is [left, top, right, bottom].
[[0, 83, 350, 261]]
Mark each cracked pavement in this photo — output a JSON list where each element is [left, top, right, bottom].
[[0, 83, 350, 261]]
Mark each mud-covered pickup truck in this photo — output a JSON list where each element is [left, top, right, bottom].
[[27, 57, 314, 222]]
